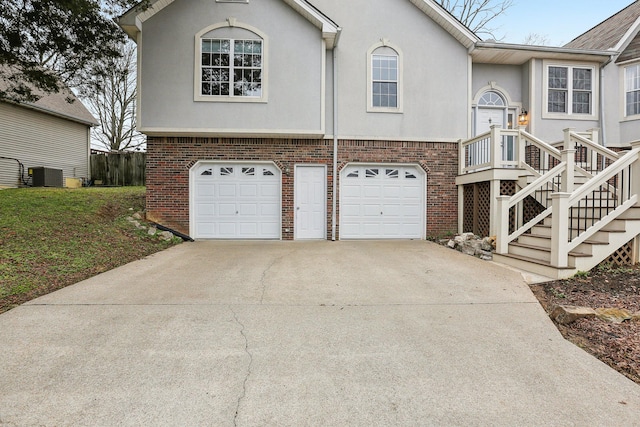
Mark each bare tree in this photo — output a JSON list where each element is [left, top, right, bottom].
[[521, 32, 553, 46], [437, 0, 514, 39], [83, 42, 144, 152]]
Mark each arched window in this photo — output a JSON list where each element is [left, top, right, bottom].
[[367, 42, 403, 112], [194, 21, 268, 102], [478, 91, 506, 107]]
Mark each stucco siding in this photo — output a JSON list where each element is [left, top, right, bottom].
[[139, 0, 325, 135], [530, 59, 599, 143], [472, 64, 523, 103], [0, 102, 89, 187], [316, 0, 469, 141]]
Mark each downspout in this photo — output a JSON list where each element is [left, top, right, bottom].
[[331, 29, 342, 241]]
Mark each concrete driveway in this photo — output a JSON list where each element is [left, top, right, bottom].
[[1, 241, 639, 426]]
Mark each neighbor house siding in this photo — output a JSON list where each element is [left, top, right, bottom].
[[145, 137, 458, 239], [0, 102, 89, 187]]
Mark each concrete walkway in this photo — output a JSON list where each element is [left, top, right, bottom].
[[1, 241, 639, 426]]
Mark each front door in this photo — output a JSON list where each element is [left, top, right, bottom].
[[476, 107, 505, 134], [295, 165, 326, 239]]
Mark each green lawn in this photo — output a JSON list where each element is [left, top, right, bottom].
[[0, 187, 181, 312]]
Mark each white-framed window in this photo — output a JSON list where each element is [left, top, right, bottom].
[[625, 63, 640, 117], [367, 42, 403, 113], [194, 22, 268, 103], [201, 38, 262, 97], [544, 62, 597, 118]]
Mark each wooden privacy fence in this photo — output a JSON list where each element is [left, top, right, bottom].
[[90, 152, 146, 186]]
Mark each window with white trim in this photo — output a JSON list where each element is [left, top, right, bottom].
[[546, 64, 594, 115], [625, 64, 640, 117], [367, 43, 402, 112], [372, 54, 398, 108], [200, 38, 262, 97]]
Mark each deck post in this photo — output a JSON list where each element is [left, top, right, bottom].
[[495, 195, 510, 254], [561, 149, 576, 193], [550, 192, 571, 268]]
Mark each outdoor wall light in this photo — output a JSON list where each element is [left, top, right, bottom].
[[518, 109, 529, 126]]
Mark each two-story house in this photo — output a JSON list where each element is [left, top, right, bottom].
[[120, 0, 640, 277]]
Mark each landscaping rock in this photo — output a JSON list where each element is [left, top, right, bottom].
[[442, 233, 493, 261], [132, 212, 143, 220], [159, 231, 174, 241], [147, 227, 157, 236], [595, 308, 633, 324], [551, 305, 596, 324]]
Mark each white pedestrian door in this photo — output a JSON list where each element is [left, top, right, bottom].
[[295, 165, 326, 239]]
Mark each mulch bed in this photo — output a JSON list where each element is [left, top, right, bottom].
[[530, 265, 640, 384]]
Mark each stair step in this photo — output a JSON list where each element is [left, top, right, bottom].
[[509, 242, 591, 258], [493, 252, 577, 279], [495, 253, 575, 269], [522, 233, 608, 245]]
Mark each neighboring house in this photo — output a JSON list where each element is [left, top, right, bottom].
[[120, 0, 640, 277], [0, 80, 97, 188]]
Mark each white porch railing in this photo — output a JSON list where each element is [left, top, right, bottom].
[[496, 142, 640, 267]]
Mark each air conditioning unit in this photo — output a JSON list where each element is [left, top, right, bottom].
[[29, 167, 63, 187]]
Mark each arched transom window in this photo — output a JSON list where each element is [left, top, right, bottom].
[[478, 91, 506, 107]]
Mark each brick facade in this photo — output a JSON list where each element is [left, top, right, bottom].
[[146, 136, 459, 239]]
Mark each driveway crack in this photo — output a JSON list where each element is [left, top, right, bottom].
[[259, 250, 294, 304], [230, 308, 252, 427]]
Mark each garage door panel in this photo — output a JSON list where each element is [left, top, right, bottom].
[[218, 203, 236, 216], [342, 185, 362, 197], [363, 186, 381, 197], [341, 164, 425, 240], [261, 184, 279, 197], [218, 184, 237, 197], [261, 203, 279, 215], [363, 204, 382, 216], [218, 223, 238, 236], [239, 184, 258, 197], [192, 162, 281, 239], [238, 203, 258, 216], [197, 185, 215, 197], [197, 204, 216, 216]]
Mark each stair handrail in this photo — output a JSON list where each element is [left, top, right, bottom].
[[518, 130, 562, 174], [495, 161, 567, 253], [568, 147, 639, 206], [567, 131, 619, 164], [551, 146, 640, 266]]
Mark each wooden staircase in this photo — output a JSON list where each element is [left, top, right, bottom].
[[459, 126, 640, 280], [493, 206, 640, 279]]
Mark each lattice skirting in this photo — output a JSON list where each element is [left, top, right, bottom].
[[602, 237, 637, 267], [462, 182, 491, 237]]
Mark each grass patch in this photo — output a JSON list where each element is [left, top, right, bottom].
[[0, 187, 180, 312]]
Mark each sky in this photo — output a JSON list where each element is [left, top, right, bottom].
[[489, 0, 636, 46]]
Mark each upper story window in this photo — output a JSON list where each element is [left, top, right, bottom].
[[201, 38, 262, 97], [544, 63, 596, 118], [372, 54, 398, 108], [625, 64, 640, 117], [367, 42, 403, 113], [194, 21, 267, 103]]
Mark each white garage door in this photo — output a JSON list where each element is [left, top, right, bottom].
[[192, 162, 280, 239], [340, 164, 425, 239]]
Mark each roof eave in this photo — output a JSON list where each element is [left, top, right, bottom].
[[408, 0, 480, 49], [472, 41, 616, 65]]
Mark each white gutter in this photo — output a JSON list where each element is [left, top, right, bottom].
[[331, 28, 342, 241]]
